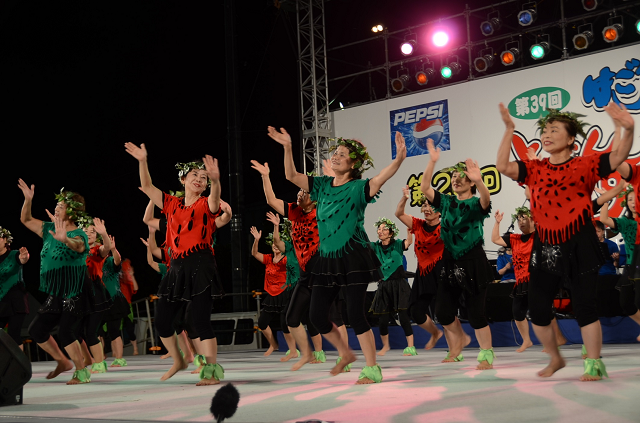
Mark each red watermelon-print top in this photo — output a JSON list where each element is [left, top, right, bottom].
[[162, 194, 221, 259], [410, 216, 444, 275], [284, 202, 319, 272], [263, 254, 287, 296], [86, 245, 105, 280], [517, 153, 611, 244], [502, 233, 534, 285]]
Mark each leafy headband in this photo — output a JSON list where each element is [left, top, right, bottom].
[[329, 138, 374, 176], [54, 188, 87, 223], [265, 218, 293, 246], [374, 217, 399, 236], [441, 162, 467, 179], [617, 184, 634, 208], [76, 215, 103, 242], [511, 206, 532, 223], [175, 161, 211, 186], [0, 227, 13, 244], [536, 108, 589, 138]]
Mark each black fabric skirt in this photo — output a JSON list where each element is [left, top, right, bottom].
[[438, 243, 494, 295], [102, 293, 131, 322], [159, 250, 224, 301], [306, 239, 382, 287], [409, 261, 441, 304], [39, 293, 87, 317], [0, 283, 29, 317], [511, 280, 529, 298], [370, 277, 412, 314], [626, 244, 640, 281], [85, 275, 113, 313], [261, 290, 292, 313]]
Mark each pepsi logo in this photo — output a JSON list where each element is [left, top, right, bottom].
[[413, 118, 444, 149]]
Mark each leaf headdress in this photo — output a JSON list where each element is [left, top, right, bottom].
[[0, 227, 13, 244], [511, 206, 532, 223], [374, 217, 399, 237], [329, 138, 374, 177], [441, 162, 467, 179], [536, 108, 589, 138], [617, 184, 634, 208], [54, 188, 88, 223], [175, 161, 211, 187]]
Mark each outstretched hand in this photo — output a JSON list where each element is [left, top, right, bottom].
[[124, 142, 148, 161], [203, 155, 220, 182], [250, 226, 262, 240], [427, 139, 441, 162], [322, 158, 335, 177], [499, 102, 515, 129], [93, 217, 108, 236], [140, 238, 150, 247], [266, 211, 280, 226], [402, 185, 411, 199], [465, 159, 483, 183], [250, 160, 270, 176], [220, 200, 232, 215], [394, 131, 407, 161], [267, 126, 292, 147], [17, 179, 35, 200], [18, 247, 29, 262], [46, 211, 69, 244], [494, 210, 504, 223], [604, 102, 634, 130], [526, 147, 542, 161], [109, 235, 116, 250]]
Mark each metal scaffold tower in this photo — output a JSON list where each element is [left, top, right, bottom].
[[296, 0, 333, 174]]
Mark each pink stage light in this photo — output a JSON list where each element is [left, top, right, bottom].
[[432, 31, 449, 47]]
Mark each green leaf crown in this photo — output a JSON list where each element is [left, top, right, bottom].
[[441, 162, 467, 179], [54, 188, 87, 223], [617, 184, 634, 208], [511, 206, 532, 223], [374, 217, 399, 237], [536, 108, 589, 138], [175, 161, 211, 186], [329, 138, 374, 176], [0, 226, 13, 244]]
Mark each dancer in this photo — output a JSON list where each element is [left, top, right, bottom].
[[599, 184, 640, 341], [395, 188, 445, 351], [19, 181, 90, 384], [369, 217, 415, 356], [82, 218, 113, 374], [495, 102, 633, 380], [250, 222, 298, 359], [126, 143, 224, 386], [420, 145, 496, 370], [0, 227, 30, 349], [118, 258, 139, 356], [268, 126, 406, 384]]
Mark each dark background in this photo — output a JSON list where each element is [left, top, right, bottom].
[[2, 0, 637, 311]]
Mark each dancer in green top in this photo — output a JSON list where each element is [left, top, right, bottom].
[[268, 126, 406, 384], [0, 227, 30, 350], [18, 179, 91, 384]]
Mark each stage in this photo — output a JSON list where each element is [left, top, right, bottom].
[[2, 341, 640, 423]]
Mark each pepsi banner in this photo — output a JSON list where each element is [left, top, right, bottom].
[[389, 99, 449, 158]]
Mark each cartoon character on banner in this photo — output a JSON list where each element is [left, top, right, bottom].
[[582, 58, 640, 113]]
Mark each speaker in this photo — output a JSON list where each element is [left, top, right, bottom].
[[485, 282, 514, 322], [0, 330, 32, 406]]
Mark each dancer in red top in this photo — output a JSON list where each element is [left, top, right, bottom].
[[126, 143, 224, 386], [496, 102, 634, 380]]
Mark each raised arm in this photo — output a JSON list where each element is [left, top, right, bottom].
[[595, 180, 626, 206], [141, 237, 160, 273], [395, 186, 413, 229], [251, 161, 286, 215], [215, 200, 232, 229], [18, 247, 29, 265], [369, 131, 406, 197], [202, 155, 221, 214], [146, 225, 163, 260], [599, 201, 615, 229], [142, 199, 161, 231], [605, 102, 634, 171], [124, 143, 163, 207], [491, 210, 508, 247], [46, 210, 86, 253], [267, 126, 309, 191], [466, 159, 490, 210], [266, 211, 285, 253], [249, 226, 265, 263], [93, 218, 111, 257], [403, 228, 413, 250], [420, 139, 440, 203], [109, 235, 122, 267], [496, 103, 520, 180], [17, 179, 43, 237]]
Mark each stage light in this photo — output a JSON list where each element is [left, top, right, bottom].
[[480, 11, 501, 36], [415, 62, 435, 86], [400, 32, 417, 56], [391, 68, 411, 92], [636, 19, 640, 35], [432, 31, 449, 47], [518, 3, 537, 27], [473, 48, 494, 72], [573, 24, 594, 50], [530, 35, 550, 60], [582, 0, 599, 11], [440, 57, 461, 80], [603, 18, 623, 43], [371, 24, 384, 33], [500, 42, 520, 66]]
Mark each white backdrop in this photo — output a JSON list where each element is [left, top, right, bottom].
[[332, 45, 640, 283]]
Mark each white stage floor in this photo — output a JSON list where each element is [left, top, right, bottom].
[[2, 344, 640, 423]]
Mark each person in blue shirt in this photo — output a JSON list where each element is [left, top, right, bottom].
[[595, 221, 619, 275], [496, 247, 516, 282]]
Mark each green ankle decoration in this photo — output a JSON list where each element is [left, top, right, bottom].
[[358, 364, 383, 383], [313, 350, 326, 363], [200, 363, 225, 381], [194, 354, 206, 367], [581, 345, 587, 356], [477, 348, 495, 365], [72, 367, 91, 383], [91, 360, 107, 373], [336, 356, 352, 372], [403, 346, 418, 356], [180, 349, 185, 358], [285, 349, 300, 356], [112, 358, 128, 367], [583, 358, 608, 379], [444, 351, 464, 362]]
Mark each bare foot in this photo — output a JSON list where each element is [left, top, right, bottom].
[[190, 365, 203, 375], [264, 344, 278, 357], [280, 350, 299, 362], [580, 373, 602, 382], [160, 353, 170, 359], [291, 353, 314, 371], [331, 352, 356, 376], [476, 360, 493, 370], [537, 357, 566, 378], [557, 336, 567, 347], [377, 346, 390, 356], [425, 330, 443, 350], [516, 340, 534, 353], [355, 377, 375, 385], [160, 357, 188, 381], [47, 360, 74, 380], [196, 377, 221, 386], [66, 376, 89, 385]]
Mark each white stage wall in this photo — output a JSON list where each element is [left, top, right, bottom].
[[332, 44, 640, 280]]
